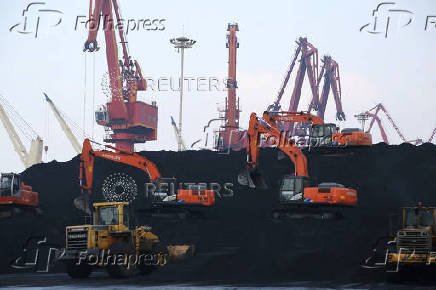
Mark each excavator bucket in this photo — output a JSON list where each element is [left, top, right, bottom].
[[73, 194, 92, 215], [238, 168, 268, 189]]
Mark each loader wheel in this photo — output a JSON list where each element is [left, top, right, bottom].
[[65, 261, 92, 278], [106, 242, 136, 278]]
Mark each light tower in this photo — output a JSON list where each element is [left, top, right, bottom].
[[355, 113, 369, 131], [170, 36, 196, 151]]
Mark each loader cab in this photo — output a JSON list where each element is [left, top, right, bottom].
[[0, 173, 21, 197], [402, 206, 436, 231], [310, 124, 338, 147], [93, 202, 133, 230], [279, 176, 312, 203]]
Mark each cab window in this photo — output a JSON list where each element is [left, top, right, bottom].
[[312, 126, 323, 137], [405, 208, 434, 228], [123, 206, 129, 228], [97, 206, 119, 225], [0, 176, 12, 196]]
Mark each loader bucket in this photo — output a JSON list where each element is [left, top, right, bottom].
[[238, 168, 268, 189], [73, 194, 91, 215]]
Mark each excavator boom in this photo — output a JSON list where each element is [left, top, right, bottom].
[[44, 93, 82, 154]]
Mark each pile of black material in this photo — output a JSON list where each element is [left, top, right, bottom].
[[1, 143, 436, 284]]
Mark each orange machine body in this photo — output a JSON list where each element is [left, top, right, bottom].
[[332, 131, 372, 146], [303, 186, 357, 206], [177, 189, 215, 206], [0, 182, 38, 208]]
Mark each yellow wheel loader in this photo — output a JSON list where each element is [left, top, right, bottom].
[[59, 202, 165, 278]]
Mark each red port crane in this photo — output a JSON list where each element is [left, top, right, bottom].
[[314, 55, 345, 121], [267, 37, 320, 134], [267, 38, 347, 136], [216, 23, 245, 150], [84, 0, 157, 153], [363, 103, 422, 145]]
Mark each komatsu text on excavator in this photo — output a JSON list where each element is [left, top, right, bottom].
[[238, 111, 357, 219]]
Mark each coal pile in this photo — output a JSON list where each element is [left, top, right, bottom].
[[1, 143, 436, 284]]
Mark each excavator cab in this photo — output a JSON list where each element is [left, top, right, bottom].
[[0, 173, 21, 197], [279, 176, 312, 203], [309, 123, 338, 147]]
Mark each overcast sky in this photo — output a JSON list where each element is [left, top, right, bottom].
[[1, 0, 436, 172]]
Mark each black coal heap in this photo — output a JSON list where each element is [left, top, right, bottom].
[[1, 143, 436, 284]]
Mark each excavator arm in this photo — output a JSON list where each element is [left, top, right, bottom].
[[240, 111, 312, 188], [79, 138, 161, 194]]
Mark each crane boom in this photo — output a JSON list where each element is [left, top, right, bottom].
[[0, 98, 28, 166], [0, 95, 42, 168], [267, 38, 320, 134], [267, 44, 301, 112], [364, 111, 389, 144], [44, 93, 82, 154], [216, 23, 245, 150], [313, 55, 345, 121], [171, 116, 186, 151], [364, 103, 410, 144], [429, 128, 436, 143]]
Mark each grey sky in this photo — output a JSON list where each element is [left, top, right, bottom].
[[1, 0, 436, 172]]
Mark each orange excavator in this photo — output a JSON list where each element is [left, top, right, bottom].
[[76, 138, 215, 217], [0, 173, 39, 218], [309, 123, 372, 147], [264, 110, 371, 148], [238, 111, 357, 219], [285, 111, 372, 147]]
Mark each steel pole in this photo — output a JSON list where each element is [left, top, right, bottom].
[[178, 47, 185, 151]]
